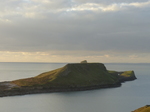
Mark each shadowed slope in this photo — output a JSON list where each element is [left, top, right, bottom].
[[12, 63, 119, 87], [0, 63, 136, 97]]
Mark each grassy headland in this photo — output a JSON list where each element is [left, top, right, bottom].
[[0, 62, 136, 97], [12, 63, 119, 88], [12, 63, 136, 88]]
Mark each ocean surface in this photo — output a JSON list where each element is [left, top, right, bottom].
[[0, 62, 149, 112]]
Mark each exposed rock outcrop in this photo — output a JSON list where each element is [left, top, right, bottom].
[[80, 60, 87, 63]]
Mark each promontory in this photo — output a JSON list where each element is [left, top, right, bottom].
[[0, 62, 136, 97]]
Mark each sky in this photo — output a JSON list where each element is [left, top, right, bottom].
[[0, 0, 150, 63]]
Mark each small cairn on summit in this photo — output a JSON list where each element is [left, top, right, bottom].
[[80, 60, 87, 63]]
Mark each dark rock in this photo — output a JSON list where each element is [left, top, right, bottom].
[[80, 60, 87, 63]]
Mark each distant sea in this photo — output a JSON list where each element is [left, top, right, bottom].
[[0, 62, 149, 112]]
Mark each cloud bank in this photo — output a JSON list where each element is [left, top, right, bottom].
[[0, 0, 150, 62]]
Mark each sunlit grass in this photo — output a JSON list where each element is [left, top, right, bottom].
[[12, 63, 119, 87], [120, 71, 134, 77], [133, 106, 150, 112]]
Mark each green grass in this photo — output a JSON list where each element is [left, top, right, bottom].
[[12, 67, 63, 86], [133, 106, 150, 112], [11, 63, 121, 87], [120, 71, 134, 77], [108, 70, 134, 77], [108, 70, 117, 74]]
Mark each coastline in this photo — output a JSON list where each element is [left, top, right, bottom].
[[0, 82, 121, 97], [0, 75, 136, 97], [0, 63, 137, 97]]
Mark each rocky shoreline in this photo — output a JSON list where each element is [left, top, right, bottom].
[[0, 62, 137, 97], [0, 75, 136, 97], [0, 82, 121, 97], [0, 73, 135, 97]]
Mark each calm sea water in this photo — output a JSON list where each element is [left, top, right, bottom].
[[0, 62, 149, 112]]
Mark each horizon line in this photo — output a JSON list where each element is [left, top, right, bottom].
[[0, 62, 150, 64]]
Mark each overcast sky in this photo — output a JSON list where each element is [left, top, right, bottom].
[[0, 0, 150, 62]]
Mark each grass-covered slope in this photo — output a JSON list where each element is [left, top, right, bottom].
[[12, 63, 119, 88], [108, 70, 136, 82], [132, 105, 150, 112]]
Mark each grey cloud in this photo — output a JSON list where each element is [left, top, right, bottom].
[[0, 0, 150, 55], [75, 0, 149, 4]]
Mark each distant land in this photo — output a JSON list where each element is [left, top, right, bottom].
[[132, 105, 150, 112], [0, 61, 136, 97]]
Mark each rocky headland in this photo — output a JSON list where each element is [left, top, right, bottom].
[[0, 62, 136, 97]]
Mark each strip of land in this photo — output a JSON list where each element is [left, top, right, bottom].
[[0, 63, 136, 97]]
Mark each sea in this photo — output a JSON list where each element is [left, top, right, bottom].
[[0, 62, 149, 112]]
